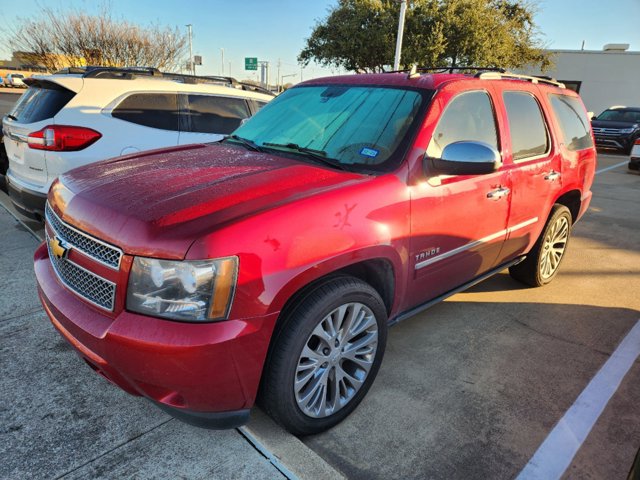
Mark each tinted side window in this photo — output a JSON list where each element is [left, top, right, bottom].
[[548, 95, 593, 151], [427, 91, 498, 159], [9, 82, 75, 124], [112, 93, 179, 131], [185, 95, 250, 134], [503, 92, 549, 160]]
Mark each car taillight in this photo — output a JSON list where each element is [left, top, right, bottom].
[[635, 138, 640, 145], [27, 125, 101, 151]]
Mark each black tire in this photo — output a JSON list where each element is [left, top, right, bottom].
[[509, 205, 572, 287], [261, 276, 388, 436]]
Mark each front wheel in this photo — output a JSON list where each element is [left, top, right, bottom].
[[261, 276, 388, 435], [509, 205, 572, 287]]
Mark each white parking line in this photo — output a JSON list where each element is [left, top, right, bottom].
[[516, 319, 640, 480], [596, 160, 628, 175]]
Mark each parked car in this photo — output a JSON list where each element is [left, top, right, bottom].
[[591, 106, 640, 154], [4, 73, 27, 88], [629, 138, 640, 172], [35, 69, 596, 435], [2, 66, 274, 220], [0, 75, 4, 87]]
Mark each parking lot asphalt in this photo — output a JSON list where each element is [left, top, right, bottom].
[[0, 153, 637, 480]]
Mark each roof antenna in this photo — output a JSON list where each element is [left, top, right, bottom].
[[408, 64, 419, 79]]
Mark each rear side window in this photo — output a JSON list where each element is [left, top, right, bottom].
[[112, 93, 179, 131], [503, 92, 549, 160], [185, 95, 250, 134], [548, 95, 593, 151], [427, 90, 499, 159], [9, 82, 75, 124]]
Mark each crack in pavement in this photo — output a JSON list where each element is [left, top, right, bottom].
[[53, 418, 174, 479], [0, 308, 43, 324], [511, 316, 612, 357], [236, 427, 292, 480]]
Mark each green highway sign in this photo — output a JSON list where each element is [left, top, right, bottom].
[[245, 57, 258, 71]]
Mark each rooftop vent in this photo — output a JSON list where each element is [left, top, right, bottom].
[[603, 43, 630, 52]]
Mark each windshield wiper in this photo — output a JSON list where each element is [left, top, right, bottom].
[[225, 134, 264, 152], [262, 142, 348, 171]]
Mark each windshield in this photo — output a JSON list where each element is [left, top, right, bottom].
[[13, 74, 24, 79], [231, 84, 430, 172], [596, 109, 640, 123]]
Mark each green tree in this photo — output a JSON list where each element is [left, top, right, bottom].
[[299, 0, 551, 72]]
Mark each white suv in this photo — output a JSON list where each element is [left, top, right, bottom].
[[2, 67, 274, 220]]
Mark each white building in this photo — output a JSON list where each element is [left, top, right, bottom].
[[520, 44, 640, 115]]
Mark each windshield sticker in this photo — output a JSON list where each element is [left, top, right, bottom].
[[359, 147, 379, 158]]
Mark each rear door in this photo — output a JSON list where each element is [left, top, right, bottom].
[[2, 80, 76, 189], [109, 92, 180, 154], [497, 87, 563, 260], [178, 94, 252, 145]]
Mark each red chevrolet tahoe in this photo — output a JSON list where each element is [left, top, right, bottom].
[[35, 70, 596, 435]]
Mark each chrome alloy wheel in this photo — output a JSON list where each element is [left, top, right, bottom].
[[294, 302, 379, 419], [540, 215, 569, 280]]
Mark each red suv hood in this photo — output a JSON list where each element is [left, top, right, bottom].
[[51, 143, 365, 259]]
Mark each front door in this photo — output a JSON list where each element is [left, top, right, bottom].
[[407, 89, 511, 310]]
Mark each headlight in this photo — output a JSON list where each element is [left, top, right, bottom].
[[620, 127, 635, 134], [126, 256, 238, 322]]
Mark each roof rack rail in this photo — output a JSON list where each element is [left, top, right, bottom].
[[475, 71, 565, 88], [386, 66, 507, 74], [52, 66, 276, 96]]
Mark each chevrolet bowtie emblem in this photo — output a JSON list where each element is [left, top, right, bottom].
[[49, 236, 70, 260]]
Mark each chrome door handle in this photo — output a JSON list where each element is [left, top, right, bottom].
[[544, 170, 561, 182], [487, 187, 510, 200]]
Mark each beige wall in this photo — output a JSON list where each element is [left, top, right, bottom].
[[520, 50, 640, 115]]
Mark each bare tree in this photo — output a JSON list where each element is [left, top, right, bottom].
[[5, 6, 187, 72]]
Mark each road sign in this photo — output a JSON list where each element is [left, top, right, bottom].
[[245, 57, 258, 71]]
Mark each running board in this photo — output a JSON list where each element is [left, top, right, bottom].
[[389, 256, 526, 327]]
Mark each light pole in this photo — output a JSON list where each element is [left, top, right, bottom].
[[220, 48, 224, 76], [280, 73, 297, 92], [393, 0, 407, 71], [186, 24, 195, 76]]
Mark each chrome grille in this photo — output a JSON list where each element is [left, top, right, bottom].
[[46, 232, 116, 311], [45, 203, 122, 269]]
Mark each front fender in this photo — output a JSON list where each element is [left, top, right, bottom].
[[186, 173, 411, 320]]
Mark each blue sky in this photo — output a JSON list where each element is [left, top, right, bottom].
[[1, 0, 639, 82]]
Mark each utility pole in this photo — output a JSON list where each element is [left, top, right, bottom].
[[277, 59, 281, 92], [220, 48, 225, 75], [186, 24, 195, 75], [393, 0, 407, 71]]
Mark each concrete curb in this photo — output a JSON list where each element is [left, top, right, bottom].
[[241, 410, 345, 480]]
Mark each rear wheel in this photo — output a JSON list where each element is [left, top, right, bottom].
[[261, 276, 387, 435], [509, 205, 572, 287]]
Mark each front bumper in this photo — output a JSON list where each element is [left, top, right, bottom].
[[34, 243, 279, 429], [7, 175, 47, 220], [594, 134, 634, 152]]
